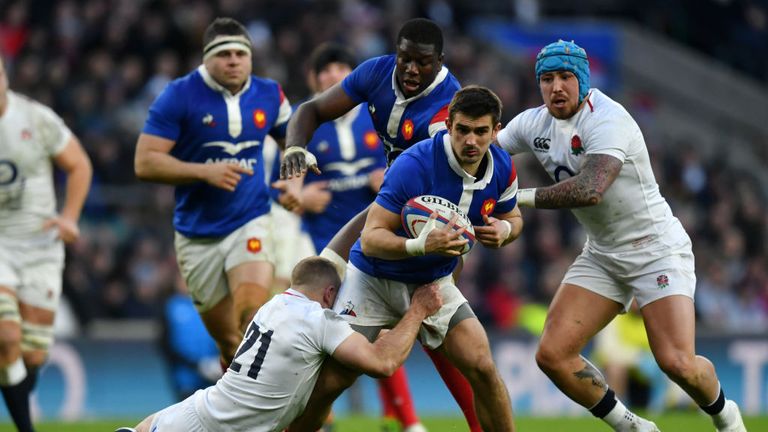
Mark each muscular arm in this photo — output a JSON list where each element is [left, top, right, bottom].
[[359, 202, 411, 260], [281, 84, 358, 179], [134, 133, 201, 184], [285, 84, 358, 150], [52, 136, 92, 223], [534, 153, 623, 209]]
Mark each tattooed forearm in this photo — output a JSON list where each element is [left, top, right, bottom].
[[573, 355, 608, 390], [535, 154, 623, 209]]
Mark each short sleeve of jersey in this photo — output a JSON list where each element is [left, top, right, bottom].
[[497, 112, 531, 155], [33, 102, 72, 156], [375, 153, 428, 214], [341, 57, 386, 104], [317, 309, 355, 355], [143, 82, 185, 141], [269, 84, 292, 139], [583, 116, 628, 163]]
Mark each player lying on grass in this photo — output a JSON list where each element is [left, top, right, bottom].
[[115, 257, 441, 432]]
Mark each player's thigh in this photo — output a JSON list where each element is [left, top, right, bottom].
[[174, 232, 229, 312], [540, 283, 622, 357], [417, 277, 473, 350], [440, 316, 493, 374], [325, 205, 371, 260], [640, 295, 697, 363], [198, 295, 240, 359], [270, 205, 315, 284], [224, 214, 275, 290]]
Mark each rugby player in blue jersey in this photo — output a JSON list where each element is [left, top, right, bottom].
[[298, 43, 428, 432], [289, 87, 523, 432], [134, 18, 291, 366], [281, 19, 484, 431]]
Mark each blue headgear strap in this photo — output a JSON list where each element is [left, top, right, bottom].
[[535, 40, 590, 104]]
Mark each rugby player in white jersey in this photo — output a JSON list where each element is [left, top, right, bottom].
[[117, 257, 442, 432], [0, 57, 92, 432], [497, 40, 746, 432]]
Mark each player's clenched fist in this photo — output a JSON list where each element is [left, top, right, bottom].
[[411, 283, 443, 317], [202, 162, 253, 191]]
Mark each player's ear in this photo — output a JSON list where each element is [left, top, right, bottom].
[[322, 284, 338, 308]]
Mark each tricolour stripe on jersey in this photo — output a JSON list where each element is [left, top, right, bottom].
[[427, 104, 450, 137]]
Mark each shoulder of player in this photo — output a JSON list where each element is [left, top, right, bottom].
[[489, 144, 515, 176], [353, 54, 396, 79], [8, 91, 63, 122], [580, 89, 635, 129], [399, 136, 436, 163]]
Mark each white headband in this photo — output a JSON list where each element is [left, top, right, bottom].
[[203, 35, 252, 61]]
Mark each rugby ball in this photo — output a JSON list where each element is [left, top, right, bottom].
[[401, 195, 476, 255]]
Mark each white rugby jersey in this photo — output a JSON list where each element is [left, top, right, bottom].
[[498, 89, 688, 252], [193, 288, 354, 432], [0, 91, 71, 238]]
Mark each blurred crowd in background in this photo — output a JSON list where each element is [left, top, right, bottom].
[[1, 0, 766, 334]]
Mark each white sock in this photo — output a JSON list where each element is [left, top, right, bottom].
[[0, 357, 27, 386], [602, 399, 637, 430]]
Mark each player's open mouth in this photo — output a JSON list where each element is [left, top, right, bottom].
[[402, 79, 420, 92], [552, 98, 567, 108]]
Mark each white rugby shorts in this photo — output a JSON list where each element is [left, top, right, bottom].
[[174, 214, 275, 312], [0, 231, 64, 311], [269, 204, 315, 281], [563, 237, 696, 312], [333, 263, 469, 349]]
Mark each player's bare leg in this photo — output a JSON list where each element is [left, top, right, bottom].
[[440, 317, 515, 432], [642, 295, 745, 431], [288, 357, 361, 432], [227, 261, 273, 331], [199, 295, 242, 364], [536, 284, 658, 431], [0, 290, 55, 432]]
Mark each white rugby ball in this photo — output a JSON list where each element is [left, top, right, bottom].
[[400, 195, 476, 254]]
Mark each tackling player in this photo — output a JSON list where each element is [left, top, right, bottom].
[[280, 18, 482, 431], [289, 86, 523, 432], [497, 40, 746, 432], [0, 56, 92, 432], [134, 18, 291, 365], [117, 257, 442, 432]]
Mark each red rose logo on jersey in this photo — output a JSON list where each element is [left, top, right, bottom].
[[20, 129, 32, 140], [247, 237, 262, 253], [656, 274, 669, 289], [364, 131, 379, 150], [402, 119, 414, 140], [253, 109, 267, 129], [480, 198, 496, 216], [571, 135, 584, 155]]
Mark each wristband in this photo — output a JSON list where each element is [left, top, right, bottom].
[[517, 188, 537, 208], [284, 146, 318, 169], [499, 220, 513, 240], [405, 216, 438, 256]]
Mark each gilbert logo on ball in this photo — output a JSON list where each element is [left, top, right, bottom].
[[401, 195, 476, 254]]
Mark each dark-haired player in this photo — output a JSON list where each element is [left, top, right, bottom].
[[135, 17, 291, 366], [280, 18, 483, 431]]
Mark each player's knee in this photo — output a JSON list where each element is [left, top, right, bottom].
[[656, 351, 696, 383], [22, 350, 48, 369], [535, 341, 568, 375], [0, 324, 22, 365]]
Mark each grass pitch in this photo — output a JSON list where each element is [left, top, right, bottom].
[[4, 413, 767, 431]]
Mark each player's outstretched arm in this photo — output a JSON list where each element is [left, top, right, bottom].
[[331, 283, 442, 377], [518, 154, 623, 209], [361, 203, 468, 259], [281, 84, 358, 179], [47, 135, 92, 244], [474, 206, 523, 248], [135, 133, 253, 191]]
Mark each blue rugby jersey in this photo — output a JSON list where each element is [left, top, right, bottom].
[[143, 66, 291, 238], [301, 104, 387, 252], [341, 55, 460, 165], [350, 130, 519, 284]]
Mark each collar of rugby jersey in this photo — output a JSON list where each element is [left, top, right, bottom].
[[282, 288, 309, 300], [197, 64, 252, 98], [442, 133, 494, 190], [391, 64, 449, 105]]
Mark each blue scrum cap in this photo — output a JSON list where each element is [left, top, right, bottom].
[[535, 40, 590, 103]]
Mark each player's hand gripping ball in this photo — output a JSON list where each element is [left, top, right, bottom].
[[401, 195, 476, 255]]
